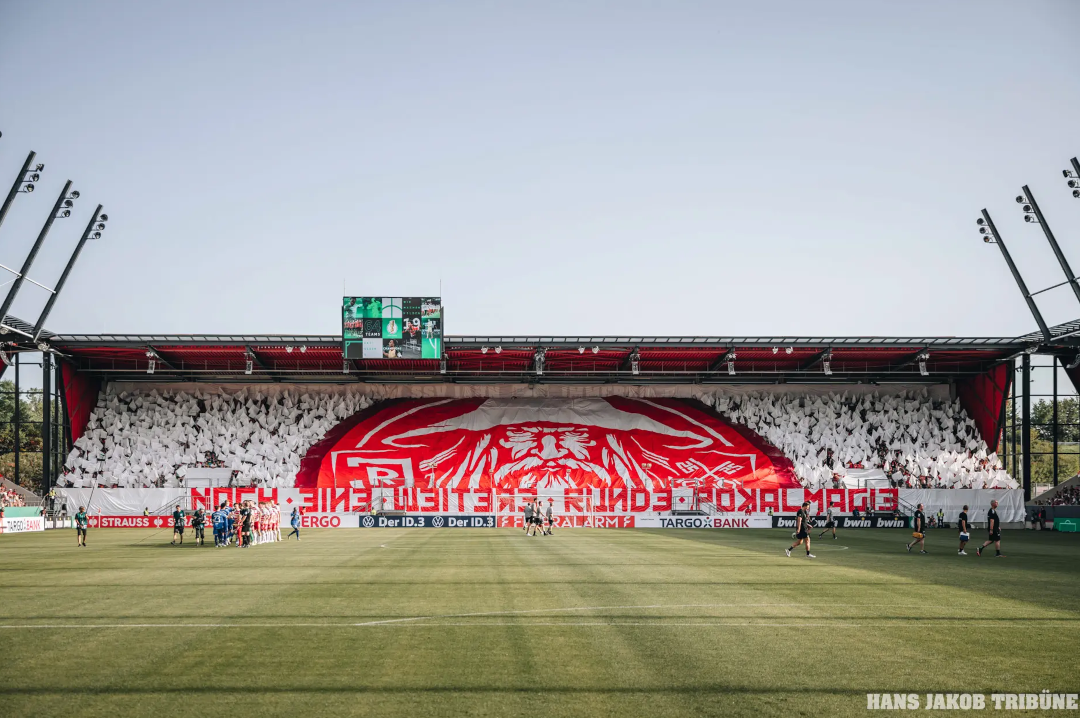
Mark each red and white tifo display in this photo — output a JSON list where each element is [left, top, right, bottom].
[[295, 397, 800, 491], [53, 397, 1026, 527]]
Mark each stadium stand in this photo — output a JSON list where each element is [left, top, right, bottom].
[[1031, 476, 1080, 506], [58, 386, 1016, 491], [59, 387, 372, 488], [704, 390, 1016, 490]]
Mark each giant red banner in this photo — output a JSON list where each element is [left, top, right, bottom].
[[295, 397, 798, 491]]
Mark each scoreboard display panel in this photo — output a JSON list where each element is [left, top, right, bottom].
[[343, 297, 442, 360]]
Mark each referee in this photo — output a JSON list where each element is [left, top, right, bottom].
[[976, 500, 1005, 558]]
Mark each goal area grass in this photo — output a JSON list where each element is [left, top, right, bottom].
[[1, 526, 1077, 717]]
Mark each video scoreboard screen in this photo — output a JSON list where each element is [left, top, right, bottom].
[[343, 297, 442, 360]]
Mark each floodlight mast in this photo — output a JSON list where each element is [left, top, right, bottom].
[[1020, 185, 1080, 308], [0, 180, 74, 324], [33, 204, 104, 341], [980, 209, 1051, 342], [0, 151, 37, 233]]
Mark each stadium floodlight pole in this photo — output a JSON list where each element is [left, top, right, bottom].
[[979, 209, 1051, 342], [32, 205, 105, 341], [1017, 186, 1080, 308], [0, 180, 75, 325], [0, 151, 39, 233]]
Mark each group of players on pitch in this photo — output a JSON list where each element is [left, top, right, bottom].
[[522, 498, 555, 536], [170, 501, 296, 548], [786, 499, 1006, 559]]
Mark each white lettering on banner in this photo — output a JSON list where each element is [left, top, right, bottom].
[[876, 519, 905, 528]]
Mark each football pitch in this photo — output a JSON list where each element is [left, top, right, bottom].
[[1, 527, 1077, 717]]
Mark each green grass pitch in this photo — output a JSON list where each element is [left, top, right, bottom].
[[1, 527, 1077, 717]]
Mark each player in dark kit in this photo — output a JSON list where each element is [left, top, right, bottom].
[[785, 501, 815, 558], [906, 503, 927, 553], [817, 502, 838, 539], [170, 504, 185, 545], [976, 499, 1005, 557], [240, 502, 253, 548], [191, 507, 206, 546], [957, 504, 970, 555]]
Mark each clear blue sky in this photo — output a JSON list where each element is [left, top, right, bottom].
[[1, 0, 1079, 339]]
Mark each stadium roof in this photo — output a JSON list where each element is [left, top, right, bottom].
[[21, 330, 1043, 384], [6, 314, 1075, 384]]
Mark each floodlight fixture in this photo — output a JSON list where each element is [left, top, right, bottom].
[[630, 348, 640, 376], [495, 346, 502, 354], [299, 345, 307, 353], [286, 346, 293, 353], [578, 346, 585, 354], [481, 346, 488, 354], [1068, 353, 1080, 370], [70, 190, 79, 199], [785, 347, 793, 354], [772, 347, 778, 354], [592, 346, 599, 354]]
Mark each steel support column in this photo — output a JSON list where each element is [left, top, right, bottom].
[[1053, 356, 1059, 487], [1011, 360, 1018, 479], [0, 180, 73, 323], [1022, 353, 1031, 501], [982, 210, 1052, 342], [1022, 185, 1080, 308], [0, 151, 37, 233], [13, 352, 19, 486], [33, 205, 103, 340], [42, 351, 51, 492]]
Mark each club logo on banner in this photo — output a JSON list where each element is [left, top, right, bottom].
[[297, 397, 798, 492]]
